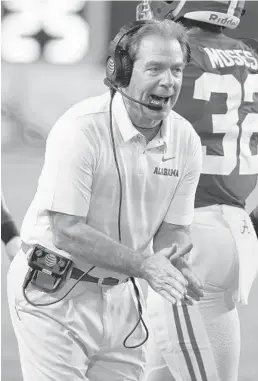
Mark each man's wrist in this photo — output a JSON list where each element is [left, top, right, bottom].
[[90, 233, 151, 278], [136, 255, 151, 279]]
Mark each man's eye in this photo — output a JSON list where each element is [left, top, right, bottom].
[[148, 67, 159, 73]]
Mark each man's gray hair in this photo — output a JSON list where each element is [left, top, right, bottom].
[[120, 19, 189, 63]]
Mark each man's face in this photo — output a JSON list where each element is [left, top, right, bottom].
[[124, 34, 184, 124]]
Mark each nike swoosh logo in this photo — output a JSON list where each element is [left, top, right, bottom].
[[162, 156, 176, 162]]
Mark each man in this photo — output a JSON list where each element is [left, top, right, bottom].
[[146, 1, 258, 381], [1, 192, 21, 261], [7, 19, 203, 381]]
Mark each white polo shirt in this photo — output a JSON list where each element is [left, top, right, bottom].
[[21, 91, 202, 279]]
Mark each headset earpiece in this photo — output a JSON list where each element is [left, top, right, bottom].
[[106, 47, 133, 88], [105, 20, 152, 88]]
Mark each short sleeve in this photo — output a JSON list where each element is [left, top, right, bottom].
[[35, 112, 98, 218], [163, 130, 202, 225]]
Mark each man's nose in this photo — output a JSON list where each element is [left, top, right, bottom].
[[160, 69, 174, 88]]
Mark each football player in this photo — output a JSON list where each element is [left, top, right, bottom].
[[145, 1, 258, 381]]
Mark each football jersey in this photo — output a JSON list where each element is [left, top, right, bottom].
[[251, 205, 258, 220], [174, 29, 258, 208]]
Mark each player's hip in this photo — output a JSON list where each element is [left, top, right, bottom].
[[190, 205, 258, 303]]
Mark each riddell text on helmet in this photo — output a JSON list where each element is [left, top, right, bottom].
[[209, 13, 238, 27]]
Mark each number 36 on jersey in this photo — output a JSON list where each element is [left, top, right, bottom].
[[194, 72, 258, 176]]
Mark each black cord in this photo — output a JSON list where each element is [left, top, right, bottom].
[[123, 277, 149, 349], [109, 89, 123, 242], [22, 266, 96, 307], [109, 89, 149, 349]]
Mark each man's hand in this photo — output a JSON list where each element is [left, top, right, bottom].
[[170, 245, 204, 303], [140, 244, 193, 304]]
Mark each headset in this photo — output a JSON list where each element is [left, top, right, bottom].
[[106, 20, 150, 88], [104, 20, 163, 111], [104, 19, 191, 110]]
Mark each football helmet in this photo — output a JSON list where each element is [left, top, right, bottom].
[[150, 1, 245, 29]]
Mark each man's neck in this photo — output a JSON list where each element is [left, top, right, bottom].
[[121, 94, 163, 143], [133, 121, 162, 143]]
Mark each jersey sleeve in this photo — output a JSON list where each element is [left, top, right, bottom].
[[35, 112, 97, 218], [163, 129, 202, 226]]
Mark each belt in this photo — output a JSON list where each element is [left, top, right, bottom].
[[21, 242, 128, 287], [71, 268, 129, 286], [70, 268, 128, 286]]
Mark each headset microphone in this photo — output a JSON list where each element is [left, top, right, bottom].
[[104, 78, 163, 111]]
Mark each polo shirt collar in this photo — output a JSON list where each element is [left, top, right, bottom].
[[111, 92, 172, 155], [112, 92, 139, 143], [160, 116, 173, 159]]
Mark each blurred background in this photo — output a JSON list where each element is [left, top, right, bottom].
[[1, 1, 258, 380]]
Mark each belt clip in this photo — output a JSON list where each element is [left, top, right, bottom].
[[97, 278, 105, 287]]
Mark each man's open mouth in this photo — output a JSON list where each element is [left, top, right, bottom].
[[148, 94, 170, 107]]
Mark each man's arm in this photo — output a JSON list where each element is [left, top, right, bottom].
[[49, 211, 149, 277], [49, 211, 189, 304]]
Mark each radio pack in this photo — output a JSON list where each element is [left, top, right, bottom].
[[26, 244, 73, 292]]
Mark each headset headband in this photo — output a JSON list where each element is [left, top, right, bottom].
[[108, 20, 153, 56], [106, 20, 154, 88]]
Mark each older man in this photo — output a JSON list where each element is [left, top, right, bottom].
[[8, 19, 203, 381]]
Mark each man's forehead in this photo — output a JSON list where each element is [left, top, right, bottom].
[[137, 35, 182, 55], [136, 35, 184, 64]]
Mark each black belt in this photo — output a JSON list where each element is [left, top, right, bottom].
[[70, 267, 128, 286]]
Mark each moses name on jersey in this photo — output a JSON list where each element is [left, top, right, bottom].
[[174, 30, 258, 208]]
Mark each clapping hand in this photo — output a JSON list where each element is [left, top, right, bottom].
[[169, 244, 204, 304], [141, 243, 193, 304]]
